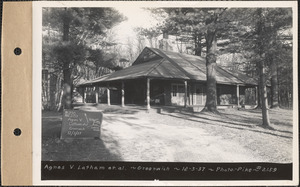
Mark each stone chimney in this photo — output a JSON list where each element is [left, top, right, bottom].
[[159, 31, 169, 51]]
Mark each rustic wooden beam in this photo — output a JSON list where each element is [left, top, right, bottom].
[[192, 84, 195, 105], [201, 85, 204, 105], [83, 87, 86, 103], [184, 80, 188, 108], [107, 83, 111, 106], [121, 81, 125, 107], [237, 85, 240, 107], [95, 87, 98, 104], [147, 78, 150, 110], [255, 86, 258, 106]]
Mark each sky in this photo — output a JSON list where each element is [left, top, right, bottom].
[[113, 7, 159, 44]]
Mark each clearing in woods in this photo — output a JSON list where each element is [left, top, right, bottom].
[[42, 105, 293, 162]]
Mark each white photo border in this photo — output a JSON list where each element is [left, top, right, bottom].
[[32, 1, 298, 186]]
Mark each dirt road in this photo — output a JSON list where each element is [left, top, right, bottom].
[[42, 107, 292, 162], [101, 113, 263, 162]]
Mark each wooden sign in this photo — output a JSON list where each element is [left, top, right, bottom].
[[60, 109, 103, 139]]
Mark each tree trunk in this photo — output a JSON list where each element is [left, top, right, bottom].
[[202, 25, 218, 113], [270, 56, 279, 108], [61, 8, 73, 109], [63, 67, 73, 109], [256, 87, 261, 108], [62, 9, 70, 41], [257, 8, 270, 126], [254, 70, 261, 109], [57, 89, 64, 112], [259, 60, 271, 126], [50, 74, 58, 110]]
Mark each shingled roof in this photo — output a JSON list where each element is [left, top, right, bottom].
[[79, 47, 257, 86]]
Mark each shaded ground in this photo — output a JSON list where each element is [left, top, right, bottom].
[[42, 105, 293, 162]]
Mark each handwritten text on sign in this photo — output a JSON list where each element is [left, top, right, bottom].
[[61, 109, 103, 139]]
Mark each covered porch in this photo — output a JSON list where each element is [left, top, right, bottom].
[[77, 77, 259, 110]]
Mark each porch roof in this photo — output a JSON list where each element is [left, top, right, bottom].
[[78, 47, 258, 87]]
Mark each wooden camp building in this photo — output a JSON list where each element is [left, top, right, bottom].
[[78, 47, 259, 109]]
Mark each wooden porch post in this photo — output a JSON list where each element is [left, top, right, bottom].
[[237, 85, 240, 107], [201, 85, 204, 105], [192, 84, 195, 105], [95, 86, 98, 104], [121, 81, 125, 107], [184, 80, 188, 108], [146, 78, 150, 110], [83, 87, 86, 103], [255, 86, 258, 106], [107, 83, 111, 106]]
